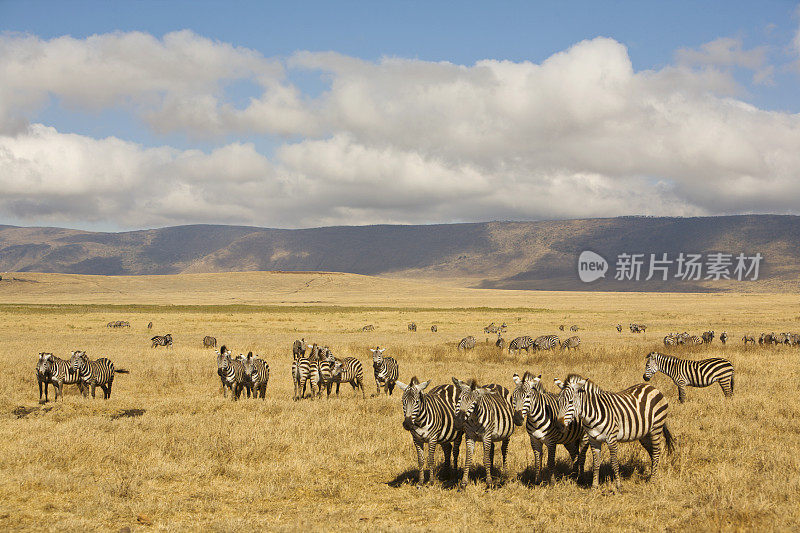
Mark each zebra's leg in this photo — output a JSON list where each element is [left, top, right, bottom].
[[427, 439, 438, 485], [90, 384, 97, 399], [677, 379, 687, 403], [545, 440, 557, 484], [607, 436, 621, 491], [413, 438, 425, 484], [453, 431, 462, 470], [589, 441, 602, 488], [38, 380, 44, 403], [460, 438, 474, 489], [530, 436, 543, 484], [388, 380, 395, 395], [719, 376, 734, 397], [441, 441, 453, 471], [483, 436, 494, 488], [375, 378, 381, 396], [647, 428, 664, 481], [640, 434, 654, 479], [500, 438, 509, 475], [565, 441, 580, 480]]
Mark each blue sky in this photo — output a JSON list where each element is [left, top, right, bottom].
[[1, 1, 799, 230]]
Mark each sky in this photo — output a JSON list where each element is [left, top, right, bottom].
[[1, 1, 800, 232]]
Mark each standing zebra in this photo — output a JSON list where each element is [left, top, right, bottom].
[[511, 372, 584, 484], [495, 332, 505, 349], [558, 325, 565, 331], [243, 352, 269, 399], [742, 334, 756, 345], [216, 345, 232, 397], [570, 325, 580, 332], [331, 357, 366, 398], [483, 323, 497, 334], [408, 322, 417, 332], [555, 374, 674, 490], [508, 336, 534, 354], [702, 331, 715, 343], [685, 335, 704, 346], [151, 334, 173, 348], [371, 347, 399, 396], [616, 324, 622, 333], [292, 355, 315, 401], [203, 335, 217, 348], [292, 339, 306, 359], [147, 321, 153, 329], [534, 335, 560, 351], [719, 331, 728, 344], [561, 336, 580, 350], [362, 325, 374, 331], [452, 377, 515, 489], [36, 352, 85, 402], [396, 377, 462, 484], [314, 358, 334, 399], [218, 350, 251, 400], [457, 336, 476, 351], [430, 325, 438, 333], [70, 351, 128, 399], [643, 351, 734, 403]]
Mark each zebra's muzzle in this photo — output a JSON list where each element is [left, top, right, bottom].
[[402, 417, 415, 431], [642, 373, 651, 381], [454, 412, 465, 428], [512, 411, 524, 426]]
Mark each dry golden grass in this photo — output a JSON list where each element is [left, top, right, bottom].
[[1, 272, 799, 531]]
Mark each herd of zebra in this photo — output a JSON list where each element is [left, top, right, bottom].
[[396, 347, 735, 491], [36, 350, 128, 402]]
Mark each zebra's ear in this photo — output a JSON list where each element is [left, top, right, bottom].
[[452, 377, 469, 392], [576, 379, 587, 391], [512, 374, 521, 386], [554, 378, 565, 390], [396, 380, 408, 391], [419, 380, 430, 391], [533, 374, 542, 383], [379, 348, 385, 353]]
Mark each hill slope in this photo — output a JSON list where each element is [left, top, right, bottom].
[[1, 215, 798, 292]]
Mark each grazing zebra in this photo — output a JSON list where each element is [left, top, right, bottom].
[[533, 335, 560, 351], [759, 332, 776, 345], [742, 334, 756, 345], [292, 356, 315, 400], [616, 324, 622, 333], [243, 352, 269, 399], [702, 331, 715, 343], [203, 335, 217, 348], [362, 325, 374, 332], [331, 357, 366, 398], [561, 336, 580, 350], [483, 322, 498, 334], [663, 334, 678, 346], [555, 374, 674, 490], [151, 334, 173, 348], [788, 333, 800, 346], [685, 335, 704, 346], [570, 325, 580, 332], [147, 321, 153, 329], [219, 350, 251, 400], [408, 322, 417, 332], [511, 372, 584, 484], [372, 347, 399, 396], [499, 322, 507, 332], [70, 351, 128, 399], [292, 339, 306, 359], [36, 352, 85, 402], [452, 377, 515, 489], [396, 377, 462, 484], [431, 325, 437, 333], [508, 336, 534, 354], [643, 351, 734, 403], [106, 321, 115, 328], [495, 333, 505, 349], [630, 323, 647, 333], [720, 331, 728, 344], [558, 325, 565, 331], [458, 336, 476, 351], [775, 332, 790, 345]]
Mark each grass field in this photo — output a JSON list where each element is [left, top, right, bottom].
[[1, 272, 799, 531]]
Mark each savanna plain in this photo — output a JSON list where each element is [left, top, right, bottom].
[[1, 272, 799, 532]]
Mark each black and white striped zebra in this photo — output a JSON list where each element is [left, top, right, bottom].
[[630, 323, 647, 333], [561, 336, 580, 350], [362, 325, 374, 331], [147, 321, 153, 329], [508, 336, 534, 354], [36, 352, 85, 402], [685, 335, 704, 346], [314, 358, 334, 399], [616, 324, 622, 333], [408, 322, 417, 332], [372, 347, 399, 396], [555, 374, 674, 490], [452, 377, 515, 489], [216, 345, 232, 397], [331, 357, 366, 398], [643, 351, 734, 403], [720, 331, 728, 344], [702, 331, 715, 343], [495, 333, 505, 349], [534, 335, 560, 351], [70, 351, 128, 399], [292, 355, 315, 401], [203, 335, 217, 348], [218, 350, 251, 400], [292, 339, 306, 359], [458, 336, 476, 350], [663, 334, 678, 346], [511, 372, 584, 484], [151, 334, 173, 348], [483, 322, 498, 334], [396, 377, 462, 484], [430, 325, 438, 333], [742, 334, 756, 345], [243, 352, 269, 399], [570, 325, 580, 332]]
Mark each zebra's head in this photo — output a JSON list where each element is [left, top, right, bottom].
[[643, 351, 660, 381], [555, 374, 586, 428], [331, 360, 343, 378], [37, 352, 54, 378], [396, 376, 431, 430], [452, 377, 488, 428], [510, 371, 541, 426], [242, 352, 255, 381], [371, 347, 386, 367], [69, 350, 88, 372]]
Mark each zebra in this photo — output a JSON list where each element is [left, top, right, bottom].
[[558, 325, 565, 331], [202, 335, 217, 348], [630, 323, 647, 333], [70, 351, 128, 399], [685, 335, 704, 346], [396, 377, 462, 484], [147, 321, 153, 329], [151, 334, 173, 348], [292, 356, 315, 401], [533, 335, 560, 351], [555, 374, 674, 490], [431, 325, 438, 333], [483, 322, 498, 334], [775, 332, 790, 345], [216, 345, 232, 397], [371, 347, 399, 396], [643, 351, 734, 403], [789, 333, 800, 346], [759, 332, 776, 345], [458, 336, 476, 351], [720, 331, 728, 344], [561, 336, 580, 350], [408, 322, 417, 332], [106, 321, 115, 328], [742, 334, 756, 345], [292, 339, 306, 359], [219, 350, 251, 400], [702, 331, 715, 343], [508, 336, 534, 354], [242, 352, 269, 399], [452, 377, 515, 489], [314, 358, 335, 399], [511, 372, 584, 484], [36, 352, 85, 402], [362, 324, 374, 331], [663, 334, 678, 346], [616, 324, 622, 333], [495, 332, 505, 349], [331, 357, 366, 398], [570, 325, 580, 332]]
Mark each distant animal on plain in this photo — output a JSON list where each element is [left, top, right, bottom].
[[151, 334, 173, 348], [202, 336, 217, 348]]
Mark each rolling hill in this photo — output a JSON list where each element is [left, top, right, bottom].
[[1, 215, 799, 292]]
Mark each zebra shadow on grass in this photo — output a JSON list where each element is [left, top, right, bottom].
[[517, 458, 647, 488], [387, 465, 508, 490]]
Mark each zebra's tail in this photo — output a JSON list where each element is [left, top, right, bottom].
[[115, 368, 130, 374], [663, 424, 675, 455]]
